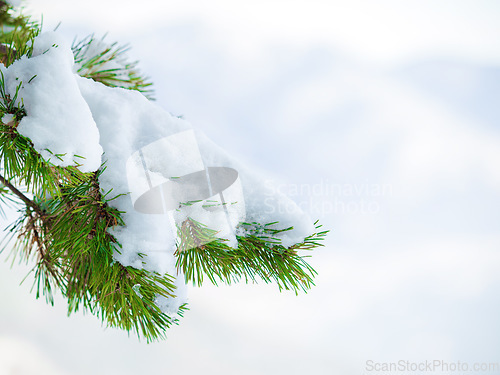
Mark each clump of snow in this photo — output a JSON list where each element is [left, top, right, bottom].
[[0, 32, 102, 172], [131, 284, 143, 299], [195, 132, 316, 247], [77, 76, 191, 312], [2, 31, 316, 314], [1, 113, 14, 125]]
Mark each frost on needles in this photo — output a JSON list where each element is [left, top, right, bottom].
[[0, 3, 327, 342]]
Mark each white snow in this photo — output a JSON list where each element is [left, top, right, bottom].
[[1, 113, 14, 124], [1, 31, 316, 314], [194, 131, 316, 247], [0, 32, 102, 172]]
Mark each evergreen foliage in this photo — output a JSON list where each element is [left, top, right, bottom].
[[0, 2, 327, 342]]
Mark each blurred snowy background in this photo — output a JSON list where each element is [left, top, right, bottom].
[[1, 0, 500, 374]]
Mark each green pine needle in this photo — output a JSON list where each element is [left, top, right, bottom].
[[72, 34, 154, 99], [175, 218, 326, 294]]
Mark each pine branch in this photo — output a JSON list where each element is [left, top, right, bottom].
[[175, 219, 327, 294], [0, 2, 328, 342], [72, 35, 154, 99], [0, 4, 184, 341], [0, 173, 42, 215], [0, 4, 39, 67], [7, 165, 182, 341]]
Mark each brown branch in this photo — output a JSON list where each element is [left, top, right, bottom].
[[26, 210, 46, 258], [0, 173, 43, 215]]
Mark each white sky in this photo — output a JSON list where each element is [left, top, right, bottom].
[[27, 0, 500, 66]]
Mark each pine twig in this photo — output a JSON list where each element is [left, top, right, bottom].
[[0, 173, 43, 215]]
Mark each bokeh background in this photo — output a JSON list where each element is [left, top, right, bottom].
[[1, 1, 500, 374]]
